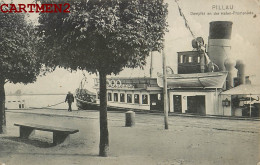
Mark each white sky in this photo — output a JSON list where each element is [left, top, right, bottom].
[[5, 0, 260, 94]]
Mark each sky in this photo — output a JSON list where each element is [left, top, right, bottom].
[[4, 0, 260, 94]]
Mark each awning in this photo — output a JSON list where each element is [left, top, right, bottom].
[[221, 84, 260, 95]]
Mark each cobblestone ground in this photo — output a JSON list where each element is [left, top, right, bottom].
[[0, 109, 259, 165]]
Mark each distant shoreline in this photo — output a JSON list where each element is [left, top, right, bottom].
[[6, 94, 66, 96]]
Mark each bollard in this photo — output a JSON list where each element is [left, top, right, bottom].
[[125, 111, 135, 127]]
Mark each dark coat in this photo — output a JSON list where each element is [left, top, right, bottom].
[[65, 93, 74, 103]]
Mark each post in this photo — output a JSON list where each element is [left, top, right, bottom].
[[223, 105, 224, 116], [249, 94, 252, 117], [125, 111, 135, 127], [162, 47, 169, 129]]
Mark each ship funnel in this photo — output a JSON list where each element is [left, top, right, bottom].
[[224, 58, 237, 89], [208, 21, 233, 71], [235, 60, 245, 85]]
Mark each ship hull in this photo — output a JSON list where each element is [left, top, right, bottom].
[[76, 98, 99, 110], [76, 97, 150, 112]]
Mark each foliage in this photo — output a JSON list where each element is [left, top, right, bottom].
[[38, 0, 168, 74], [0, 10, 42, 134], [38, 0, 168, 156], [0, 12, 41, 84]]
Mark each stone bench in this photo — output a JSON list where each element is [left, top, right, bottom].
[[14, 123, 79, 145]]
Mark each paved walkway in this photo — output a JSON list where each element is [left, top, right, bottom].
[[6, 109, 260, 134], [7, 109, 100, 120], [1, 109, 259, 165], [7, 108, 260, 121]]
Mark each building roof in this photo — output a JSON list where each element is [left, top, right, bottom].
[[221, 84, 260, 95], [157, 72, 228, 89]]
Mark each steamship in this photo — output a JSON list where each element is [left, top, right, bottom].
[[76, 21, 259, 117]]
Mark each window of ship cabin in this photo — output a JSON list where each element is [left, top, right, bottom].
[[188, 56, 193, 63], [108, 93, 112, 101], [142, 94, 148, 104], [127, 94, 132, 103], [179, 55, 183, 63], [114, 93, 118, 102], [120, 93, 125, 102], [158, 94, 162, 100], [134, 94, 139, 104]]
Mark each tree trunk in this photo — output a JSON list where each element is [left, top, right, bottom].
[[99, 71, 109, 157], [0, 78, 6, 134]]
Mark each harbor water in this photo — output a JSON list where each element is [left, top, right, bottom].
[[6, 94, 77, 110]]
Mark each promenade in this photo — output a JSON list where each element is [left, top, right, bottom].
[[0, 109, 259, 165]]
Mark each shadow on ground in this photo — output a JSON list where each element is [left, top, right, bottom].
[[1, 151, 98, 157], [2, 136, 55, 148]]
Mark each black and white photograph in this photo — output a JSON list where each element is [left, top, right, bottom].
[[0, 0, 260, 164]]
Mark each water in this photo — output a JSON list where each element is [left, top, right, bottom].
[[6, 95, 77, 110]]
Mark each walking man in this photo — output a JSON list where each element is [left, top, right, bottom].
[[65, 91, 74, 112]]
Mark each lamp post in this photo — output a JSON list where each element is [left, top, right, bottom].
[[249, 94, 252, 117]]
